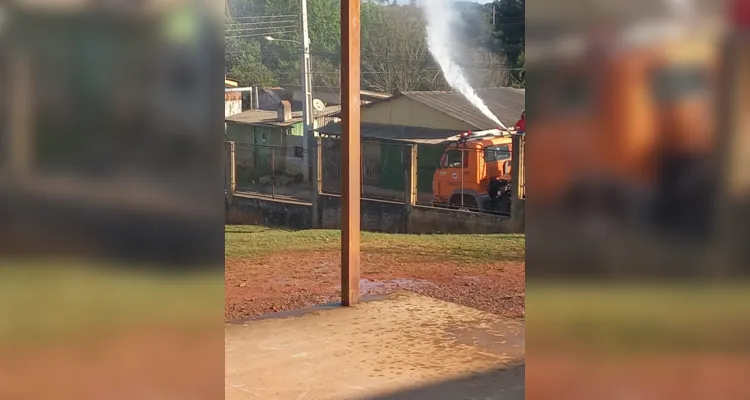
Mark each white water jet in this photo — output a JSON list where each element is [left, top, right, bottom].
[[418, 0, 508, 129]]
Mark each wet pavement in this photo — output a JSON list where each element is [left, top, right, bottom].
[[225, 292, 524, 400]]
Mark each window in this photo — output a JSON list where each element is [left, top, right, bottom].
[[441, 149, 468, 168], [651, 64, 708, 104], [484, 145, 511, 162]]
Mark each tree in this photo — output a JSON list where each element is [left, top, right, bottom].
[[361, 4, 432, 92], [225, 0, 341, 86], [224, 0, 520, 91], [491, 0, 525, 85], [225, 37, 276, 86]]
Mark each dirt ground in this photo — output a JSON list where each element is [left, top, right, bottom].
[[0, 326, 223, 399], [225, 250, 525, 322]]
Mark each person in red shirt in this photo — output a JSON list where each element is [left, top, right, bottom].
[[514, 109, 525, 133]]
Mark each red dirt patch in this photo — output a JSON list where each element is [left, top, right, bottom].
[[0, 326, 222, 399], [225, 251, 525, 321], [528, 353, 750, 399]]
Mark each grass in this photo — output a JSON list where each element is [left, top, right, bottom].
[[528, 282, 750, 353], [225, 225, 526, 263], [0, 260, 222, 345]]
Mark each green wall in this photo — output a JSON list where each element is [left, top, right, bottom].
[[377, 144, 408, 191], [374, 140, 446, 195]]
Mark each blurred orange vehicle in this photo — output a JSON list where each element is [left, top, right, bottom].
[[527, 21, 720, 235]]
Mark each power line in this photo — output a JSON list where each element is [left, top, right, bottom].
[[226, 19, 298, 26], [226, 30, 299, 39], [226, 25, 299, 33], [226, 29, 298, 38], [227, 14, 298, 20], [226, 20, 299, 29], [307, 68, 526, 75]]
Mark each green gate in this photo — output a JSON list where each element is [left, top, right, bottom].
[[378, 142, 407, 191], [417, 145, 446, 195]]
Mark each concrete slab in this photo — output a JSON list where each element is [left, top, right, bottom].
[[226, 292, 524, 400]]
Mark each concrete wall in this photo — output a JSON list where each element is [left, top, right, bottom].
[[361, 97, 475, 131], [226, 193, 522, 234], [226, 196, 311, 230]]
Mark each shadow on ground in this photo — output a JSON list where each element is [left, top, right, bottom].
[[363, 364, 525, 400]]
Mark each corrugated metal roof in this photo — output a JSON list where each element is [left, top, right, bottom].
[[399, 88, 525, 130], [316, 122, 460, 145], [226, 105, 341, 127]]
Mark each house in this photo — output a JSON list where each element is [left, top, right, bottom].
[[316, 87, 525, 199], [226, 100, 341, 183]]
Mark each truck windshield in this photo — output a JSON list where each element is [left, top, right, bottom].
[[651, 64, 708, 104], [442, 149, 468, 168], [484, 145, 511, 162]]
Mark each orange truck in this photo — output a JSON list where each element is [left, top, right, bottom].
[[431, 129, 519, 214], [527, 21, 719, 234]]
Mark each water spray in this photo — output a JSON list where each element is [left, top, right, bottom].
[[418, 0, 508, 130]]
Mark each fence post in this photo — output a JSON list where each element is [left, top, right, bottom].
[[360, 142, 365, 198], [307, 133, 323, 229], [9, 50, 33, 180], [511, 134, 524, 200], [405, 144, 418, 205], [316, 137, 323, 195], [271, 147, 275, 198], [311, 136, 322, 228], [225, 141, 236, 204], [510, 134, 525, 230]]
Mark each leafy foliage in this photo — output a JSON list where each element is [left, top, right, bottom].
[[225, 0, 525, 91], [490, 0, 525, 86]]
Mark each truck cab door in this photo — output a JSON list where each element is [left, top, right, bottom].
[[437, 148, 470, 200]]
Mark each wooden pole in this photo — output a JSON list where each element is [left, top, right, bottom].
[[340, 0, 361, 306]]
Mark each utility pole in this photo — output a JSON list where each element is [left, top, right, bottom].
[[300, 0, 319, 227], [300, 0, 313, 185], [492, 5, 496, 26]]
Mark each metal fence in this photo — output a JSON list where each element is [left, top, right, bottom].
[[414, 142, 450, 205], [321, 137, 411, 202], [228, 134, 526, 214], [233, 142, 313, 200]]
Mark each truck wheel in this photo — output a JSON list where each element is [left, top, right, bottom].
[[449, 194, 477, 211]]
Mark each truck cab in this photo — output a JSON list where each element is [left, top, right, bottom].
[[432, 129, 515, 212], [527, 23, 718, 230]]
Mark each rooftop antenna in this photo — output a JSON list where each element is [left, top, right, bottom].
[[312, 98, 326, 112]]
